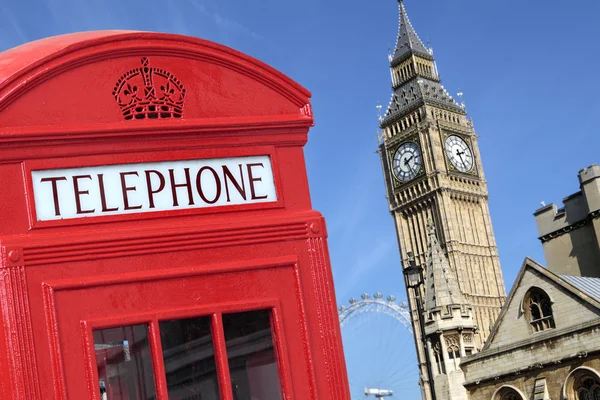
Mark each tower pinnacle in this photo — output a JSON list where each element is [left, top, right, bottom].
[[424, 220, 467, 312], [391, 0, 433, 67], [382, 1, 464, 126]]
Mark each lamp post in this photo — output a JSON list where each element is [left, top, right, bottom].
[[403, 252, 436, 400]]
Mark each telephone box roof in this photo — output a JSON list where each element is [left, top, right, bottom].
[[0, 31, 134, 87], [0, 30, 311, 106], [0, 30, 312, 131]]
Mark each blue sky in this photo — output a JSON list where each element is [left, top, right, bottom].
[[3, 0, 600, 398]]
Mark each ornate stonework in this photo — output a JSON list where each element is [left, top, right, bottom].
[[378, 1, 507, 399]]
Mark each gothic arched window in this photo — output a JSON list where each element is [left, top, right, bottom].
[[575, 376, 600, 400], [444, 335, 461, 370], [565, 369, 600, 400], [523, 287, 555, 332], [492, 386, 525, 400], [432, 339, 445, 375], [500, 392, 521, 400]]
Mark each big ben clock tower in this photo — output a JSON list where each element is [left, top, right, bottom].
[[379, 1, 506, 398]]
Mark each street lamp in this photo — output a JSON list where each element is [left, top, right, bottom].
[[403, 252, 436, 400], [404, 252, 424, 290]]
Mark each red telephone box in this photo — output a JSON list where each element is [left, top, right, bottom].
[[0, 31, 350, 399]]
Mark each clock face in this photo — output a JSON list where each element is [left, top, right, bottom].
[[445, 135, 474, 173], [392, 142, 423, 182]]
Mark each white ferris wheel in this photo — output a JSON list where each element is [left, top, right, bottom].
[[339, 293, 420, 399]]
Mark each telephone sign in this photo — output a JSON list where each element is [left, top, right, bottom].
[[32, 155, 277, 220]]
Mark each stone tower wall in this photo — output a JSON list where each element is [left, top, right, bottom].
[[534, 164, 600, 277]]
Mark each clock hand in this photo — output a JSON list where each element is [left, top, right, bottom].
[[408, 158, 419, 172], [456, 149, 466, 168]]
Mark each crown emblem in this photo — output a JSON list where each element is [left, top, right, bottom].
[[113, 57, 186, 120]]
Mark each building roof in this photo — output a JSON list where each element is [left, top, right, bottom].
[[461, 258, 600, 386], [561, 275, 600, 303], [481, 258, 600, 353], [390, 1, 433, 66], [381, 78, 464, 125]]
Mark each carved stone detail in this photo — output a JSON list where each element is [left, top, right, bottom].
[[463, 333, 473, 345], [445, 335, 460, 351]]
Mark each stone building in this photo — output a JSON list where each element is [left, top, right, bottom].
[[534, 164, 600, 278], [461, 165, 600, 400], [377, 1, 506, 398], [461, 258, 600, 400]]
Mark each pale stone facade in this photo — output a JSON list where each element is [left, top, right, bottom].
[[534, 164, 600, 277], [423, 223, 476, 399], [378, 2, 506, 399], [461, 258, 600, 400]]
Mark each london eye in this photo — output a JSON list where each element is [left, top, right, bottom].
[[339, 293, 420, 399]]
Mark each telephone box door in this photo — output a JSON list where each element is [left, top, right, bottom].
[[47, 257, 313, 400]]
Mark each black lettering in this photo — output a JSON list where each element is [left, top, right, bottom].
[[120, 172, 142, 210], [98, 174, 118, 212], [40, 176, 67, 216], [145, 170, 166, 209], [72, 175, 95, 214], [222, 164, 247, 202], [196, 166, 222, 204], [168, 168, 194, 207], [247, 163, 268, 200]]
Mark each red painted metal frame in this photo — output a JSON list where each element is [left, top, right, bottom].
[[0, 31, 350, 400], [44, 258, 308, 399], [80, 299, 293, 400]]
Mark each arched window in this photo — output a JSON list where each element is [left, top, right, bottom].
[[445, 335, 460, 370], [500, 392, 521, 400], [432, 340, 445, 375], [564, 368, 600, 400], [575, 376, 600, 400], [523, 287, 555, 332], [492, 386, 525, 400]]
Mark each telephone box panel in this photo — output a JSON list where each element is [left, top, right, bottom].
[[0, 31, 350, 399]]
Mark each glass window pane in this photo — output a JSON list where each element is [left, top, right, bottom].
[[94, 324, 156, 400], [159, 316, 220, 400], [223, 310, 283, 400]]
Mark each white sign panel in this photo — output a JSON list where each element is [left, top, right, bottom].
[[32, 155, 277, 221]]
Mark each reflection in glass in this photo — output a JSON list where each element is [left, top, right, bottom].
[[223, 310, 283, 400], [94, 324, 156, 400], [160, 317, 220, 400]]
